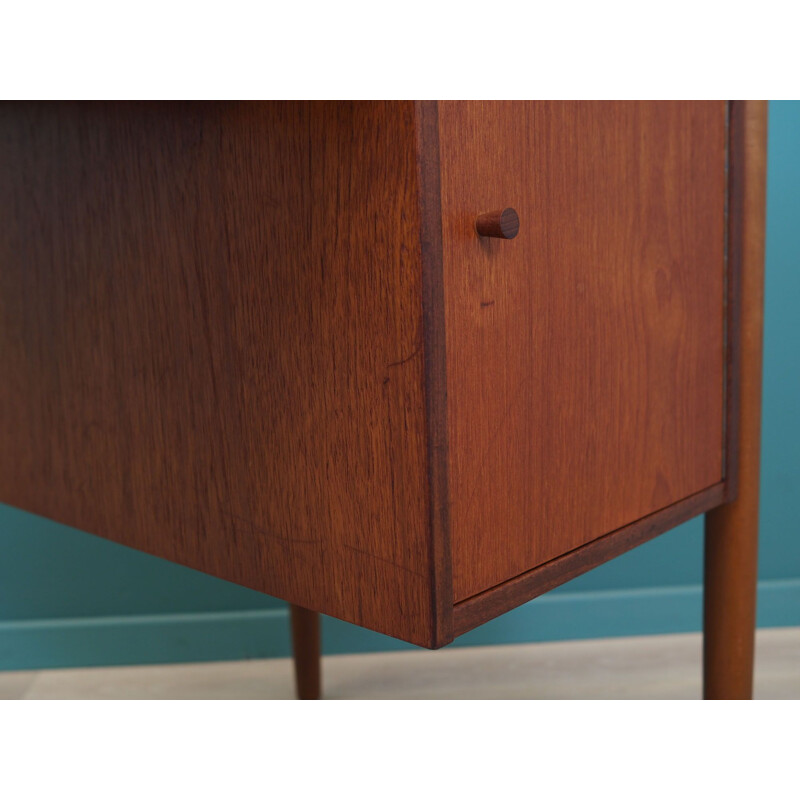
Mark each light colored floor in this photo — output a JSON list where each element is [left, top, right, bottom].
[[2, 627, 797, 700]]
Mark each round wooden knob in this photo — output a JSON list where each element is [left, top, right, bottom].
[[475, 207, 520, 239]]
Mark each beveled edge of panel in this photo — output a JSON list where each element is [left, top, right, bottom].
[[414, 100, 454, 648], [452, 483, 726, 638]]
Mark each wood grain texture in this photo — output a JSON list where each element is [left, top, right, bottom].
[[454, 482, 725, 636], [704, 101, 767, 699], [290, 604, 321, 699], [0, 101, 440, 647], [438, 101, 728, 601], [0, 101, 744, 654]]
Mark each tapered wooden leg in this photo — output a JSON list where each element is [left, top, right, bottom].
[[703, 101, 767, 700], [290, 604, 321, 700], [704, 504, 760, 699]]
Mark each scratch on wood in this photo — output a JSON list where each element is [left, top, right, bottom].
[[222, 509, 320, 546], [385, 340, 422, 371], [341, 542, 426, 579], [385, 325, 423, 371]]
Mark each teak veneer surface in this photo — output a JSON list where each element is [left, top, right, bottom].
[[0, 101, 737, 648], [438, 101, 727, 601], [0, 101, 438, 646]]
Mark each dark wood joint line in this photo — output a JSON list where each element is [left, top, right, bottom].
[[415, 100, 454, 648]]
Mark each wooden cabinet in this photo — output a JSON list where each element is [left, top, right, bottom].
[[0, 101, 766, 697]]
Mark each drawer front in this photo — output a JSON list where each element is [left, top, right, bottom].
[[439, 101, 726, 602]]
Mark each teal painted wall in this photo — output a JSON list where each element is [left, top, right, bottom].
[[1, 101, 798, 670]]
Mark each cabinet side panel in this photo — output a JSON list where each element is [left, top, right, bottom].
[[439, 101, 726, 601], [0, 101, 434, 646]]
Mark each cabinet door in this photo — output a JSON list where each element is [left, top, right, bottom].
[[439, 102, 726, 602]]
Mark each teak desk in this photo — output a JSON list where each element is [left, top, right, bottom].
[[0, 101, 766, 699]]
